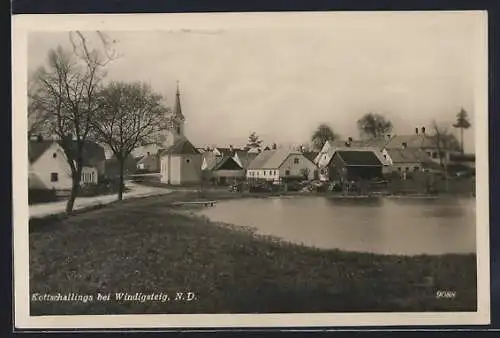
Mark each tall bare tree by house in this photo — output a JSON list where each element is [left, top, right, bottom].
[[431, 121, 456, 192], [452, 108, 472, 154], [27, 75, 50, 138], [30, 32, 117, 213], [311, 123, 338, 151], [92, 81, 169, 200], [357, 113, 393, 140]]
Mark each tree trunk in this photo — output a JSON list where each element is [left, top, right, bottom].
[[460, 128, 464, 154], [65, 173, 80, 213], [118, 157, 125, 201]]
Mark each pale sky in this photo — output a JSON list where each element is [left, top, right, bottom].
[[27, 12, 484, 153]]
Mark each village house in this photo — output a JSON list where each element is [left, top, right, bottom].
[[383, 127, 449, 164], [381, 146, 434, 175], [28, 137, 106, 191], [246, 148, 318, 183], [201, 146, 258, 185], [136, 153, 160, 172], [314, 138, 390, 181], [328, 150, 384, 181], [210, 156, 245, 185], [159, 83, 203, 185]]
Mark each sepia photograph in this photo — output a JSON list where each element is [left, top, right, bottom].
[[12, 11, 489, 328]]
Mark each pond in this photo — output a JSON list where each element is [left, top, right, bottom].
[[198, 196, 476, 255]]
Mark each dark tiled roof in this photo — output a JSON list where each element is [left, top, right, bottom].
[[160, 138, 200, 155], [302, 151, 319, 162], [28, 140, 54, 163], [29, 139, 106, 166], [212, 156, 243, 171], [336, 151, 382, 166]]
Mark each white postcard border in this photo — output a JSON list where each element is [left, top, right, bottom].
[[12, 11, 490, 329]]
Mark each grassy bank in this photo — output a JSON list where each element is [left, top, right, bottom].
[[29, 191, 477, 315]]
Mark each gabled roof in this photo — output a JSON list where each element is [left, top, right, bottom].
[[247, 150, 276, 169], [302, 151, 319, 163], [137, 154, 159, 165], [212, 156, 244, 171], [234, 150, 258, 169], [29, 139, 106, 166], [28, 140, 54, 163], [335, 151, 383, 166], [384, 134, 435, 149], [201, 152, 220, 171], [247, 149, 314, 170], [386, 148, 431, 164], [160, 137, 200, 156]]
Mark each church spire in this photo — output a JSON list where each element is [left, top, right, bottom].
[[174, 80, 185, 121]]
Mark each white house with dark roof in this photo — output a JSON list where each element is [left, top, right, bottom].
[[382, 127, 449, 165], [160, 138, 202, 185], [28, 138, 106, 190], [246, 148, 318, 182], [382, 147, 434, 174], [314, 138, 390, 181], [159, 83, 202, 185]]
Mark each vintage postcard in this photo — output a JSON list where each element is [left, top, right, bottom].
[[12, 11, 490, 329]]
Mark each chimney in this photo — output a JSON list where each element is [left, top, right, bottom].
[[272, 143, 277, 150], [421, 127, 426, 134], [345, 137, 353, 147], [415, 127, 419, 135]]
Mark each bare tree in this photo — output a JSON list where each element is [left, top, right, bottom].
[[431, 121, 452, 192], [92, 81, 169, 200], [27, 75, 51, 138], [31, 32, 117, 213]]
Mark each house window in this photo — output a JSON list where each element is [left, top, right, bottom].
[[405, 167, 409, 172], [432, 152, 438, 159], [274, 170, 277, 175], [397, 168, 401, 172], [294, 158, 299, 164], [285, 170, 290, 176], [186, 159, 190, 163], [52, 153, 57, 158], [414, 166, 419, 171], [50, 172, 58, 182], [177, 126, 181, 135]]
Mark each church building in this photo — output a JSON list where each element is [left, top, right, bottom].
[[159, 83, 202, 185]]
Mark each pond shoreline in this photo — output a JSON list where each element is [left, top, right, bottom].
[[29, 192, 477, 315]]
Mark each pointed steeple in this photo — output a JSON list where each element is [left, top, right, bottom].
[[174, 80, 185, 121]]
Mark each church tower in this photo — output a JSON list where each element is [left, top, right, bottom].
[[165, 81, 186, 148]]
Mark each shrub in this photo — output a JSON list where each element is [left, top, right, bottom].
[[29, 189, 58, 205]]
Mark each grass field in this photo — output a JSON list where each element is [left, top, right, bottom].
[[29, 191, 477, 315]]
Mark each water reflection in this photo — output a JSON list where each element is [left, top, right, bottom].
[[198, 196, 476, 256]]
